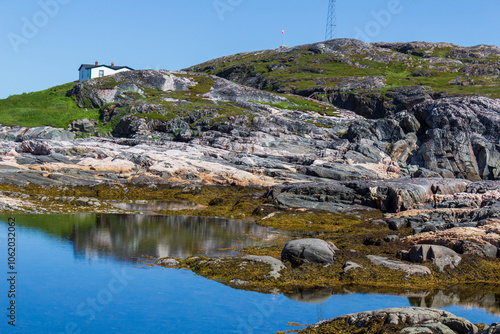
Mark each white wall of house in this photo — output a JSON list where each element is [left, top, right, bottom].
[[79, 66, 132, 82], [90, 66, 130, 79]]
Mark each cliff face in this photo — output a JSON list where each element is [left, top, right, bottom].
[[2, 40, 500, 186], [184, 39, 500, 181]]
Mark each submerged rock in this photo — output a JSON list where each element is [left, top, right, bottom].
[[157, 258, 180, 267]]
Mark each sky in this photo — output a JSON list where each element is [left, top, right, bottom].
[[0, 0, 499, 99]]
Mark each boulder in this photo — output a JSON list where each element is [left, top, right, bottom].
[[384, 235, 400, 242], [17, 140, 53, 155], [403, 223, 500, 255], [281, 239, 338, 266], [20, 126, 75, 141], [267, 178, 469, 213], [453, 240, 498, 258], [387, 218, 408, 230], [69, 118, 96, 135], [408, 245, 461, 271]]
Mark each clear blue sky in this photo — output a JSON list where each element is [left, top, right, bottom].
[[1, 0, 499, 99]]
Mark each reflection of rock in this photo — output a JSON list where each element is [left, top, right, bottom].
[[281, 238, 338, 266], [66, 214, 283, 263], [284, 287, 334, 304], [110, 201, 207, 214], [408, 290, 500, 316], [408, 290, 461, 309]]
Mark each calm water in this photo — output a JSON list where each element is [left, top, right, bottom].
[[0, 214, 499, 334]]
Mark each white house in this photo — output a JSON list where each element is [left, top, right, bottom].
[[78, 62, 134, 82]]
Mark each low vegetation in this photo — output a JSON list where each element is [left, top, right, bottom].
[[0, 83, 99, 128], [188, 43, 500, 99]]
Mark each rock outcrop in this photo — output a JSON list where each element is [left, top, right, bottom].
[[187, 39, 500, 183], [367, 255, 432, 276], [242, 255, 285, 279], [299, 307, 480, 334], [411, 97, 500, 181], [266, 178, 469, 213]]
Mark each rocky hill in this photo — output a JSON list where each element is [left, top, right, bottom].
[[0, 41, 498, 191], [0, 42, 500, 311], [187, 39, 500, 116], [187, 39, 500, 181]]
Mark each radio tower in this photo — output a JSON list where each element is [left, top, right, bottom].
[[325, 0, 337, 41]]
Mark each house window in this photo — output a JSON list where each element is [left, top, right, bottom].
[[99, 70, 104, 77]]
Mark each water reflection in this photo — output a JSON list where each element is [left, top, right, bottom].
[[4, 214, 500, 317], [109, 201, 207, 214], [285, 286, 500, 316], [285, 287, 336, 304], [11, 214, 284, 263], [408, 290, 500, 316]]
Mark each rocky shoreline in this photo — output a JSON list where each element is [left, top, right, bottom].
[[292, 307, 498, 333], [2, 40, 500, 332]]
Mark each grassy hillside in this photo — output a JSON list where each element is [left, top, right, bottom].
[[0, 70, 338, 136], [187, 40, 500, 99], [0, 82, 99, 128]]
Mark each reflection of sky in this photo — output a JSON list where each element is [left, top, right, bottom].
[[0, 219, 499, 333], [442, 306, 500, 325]]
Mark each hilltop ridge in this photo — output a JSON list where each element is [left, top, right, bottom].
[[187, 39, 500, 118]]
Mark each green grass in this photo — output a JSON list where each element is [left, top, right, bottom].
[[0, 82, 99, 128], [189, 44, 500, 99]]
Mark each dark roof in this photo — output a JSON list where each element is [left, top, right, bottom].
[[78, 64, 134, 71]]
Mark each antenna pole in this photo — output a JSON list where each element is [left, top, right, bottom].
[[325, 0, 337, 41]]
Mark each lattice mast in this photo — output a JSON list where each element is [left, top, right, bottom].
[[325, 0, 337, 41]]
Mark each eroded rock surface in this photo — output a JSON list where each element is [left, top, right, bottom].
[[300, 307, 479, 334], [367, 255, 432, 276], [242, 255, 285, 279]]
